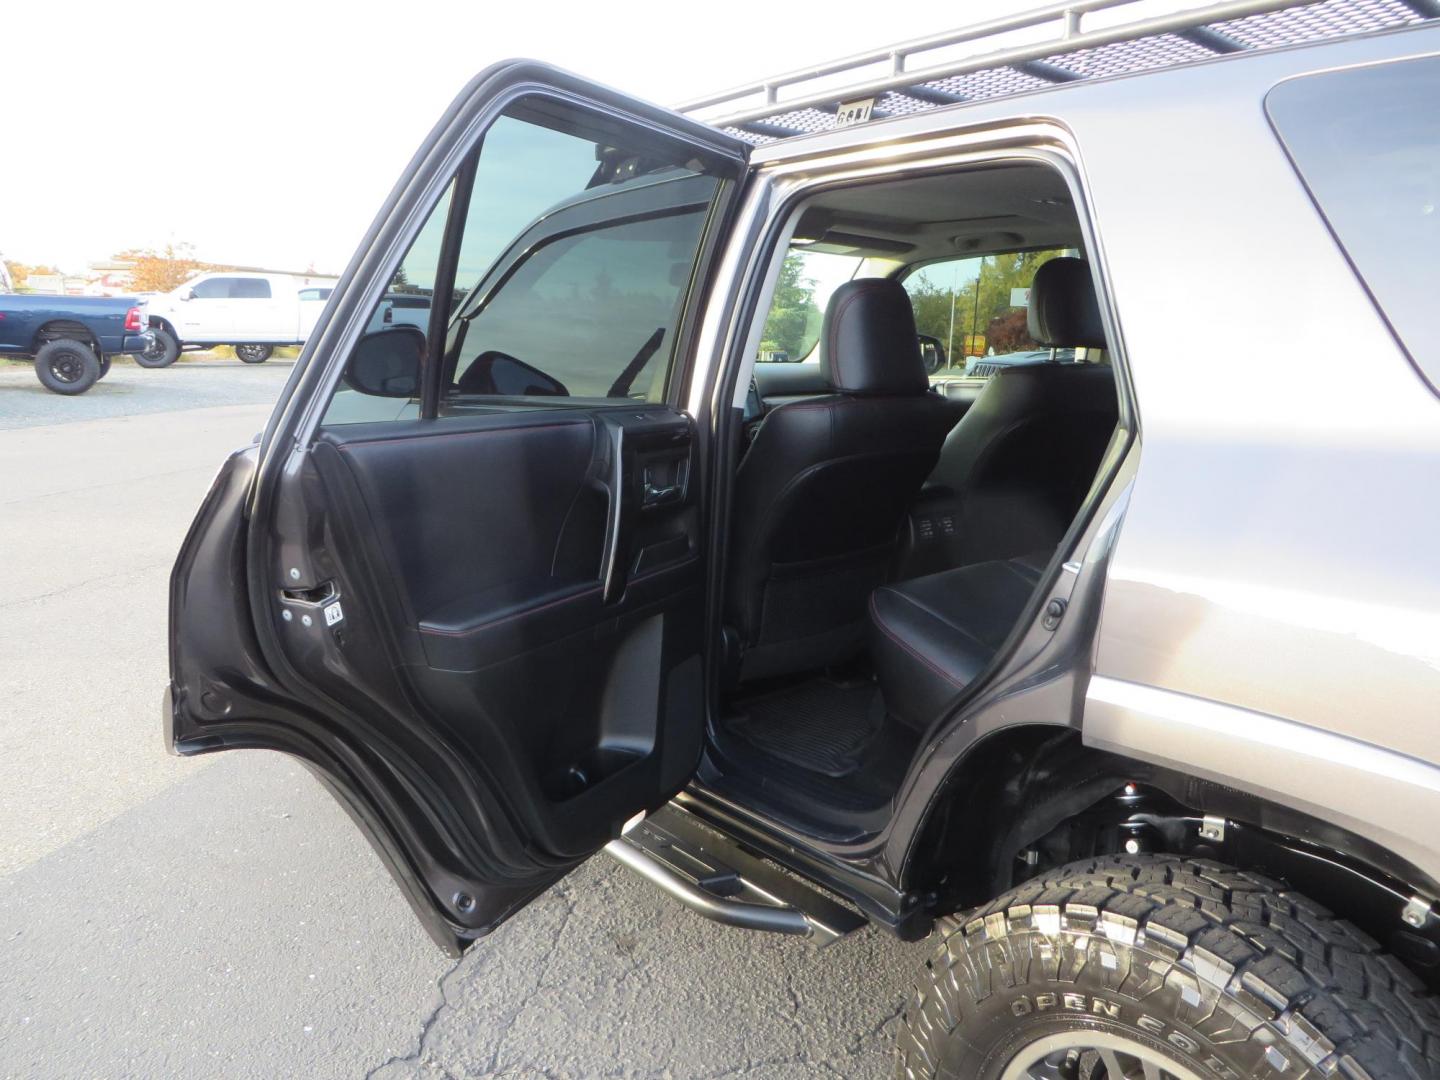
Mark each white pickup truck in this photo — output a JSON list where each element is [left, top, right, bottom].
[[140, 271, 338, 366]]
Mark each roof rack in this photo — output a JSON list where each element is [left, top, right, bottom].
[[679, 0, 1437, 142]]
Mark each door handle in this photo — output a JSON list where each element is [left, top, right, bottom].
[[598, 419, 627, 605]]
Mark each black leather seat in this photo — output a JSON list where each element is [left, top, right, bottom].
[[868, 554, 1046, 731], [727, 279, 955, 682], [906, 257, 1118, 575]]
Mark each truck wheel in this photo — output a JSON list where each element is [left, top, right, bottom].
[[895, 854, 1439, 1080], [137, 327, 179, 368], [97, 354, 112, 380], [34, 340, 101, 395], [235, 344, 272, 363]]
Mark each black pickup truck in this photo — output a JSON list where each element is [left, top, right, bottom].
[[0, 293, 153, 394]]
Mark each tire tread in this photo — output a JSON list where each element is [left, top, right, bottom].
[[896, 854, 1440, 1080]]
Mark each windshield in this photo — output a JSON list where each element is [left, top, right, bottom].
[[903, 249, 1073, 374], [756, 250, 863, 362]]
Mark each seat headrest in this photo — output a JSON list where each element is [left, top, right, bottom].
[[1027, 257, 1106, 350], [820, 278, 929, 395]]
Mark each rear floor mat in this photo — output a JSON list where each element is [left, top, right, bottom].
[[726, 678, 885, 778]]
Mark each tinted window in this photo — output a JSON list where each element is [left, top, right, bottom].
[[298, 287, 332, 301], [449, 209, 709, 400], [323, 96, 727, 424], [1267, 56, 1440, 393], [440, 107, 721, 403], [190, 277, 232, 299], [231, 278, 271, 299]]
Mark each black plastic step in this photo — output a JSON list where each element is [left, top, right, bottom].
[[605, 803, 867, 945]]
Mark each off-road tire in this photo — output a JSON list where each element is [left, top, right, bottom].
[[895, 854, 1439, 1080], [136, 326, 179, 368], [235, 344, 272, 363], [34, 339, 101, 395]]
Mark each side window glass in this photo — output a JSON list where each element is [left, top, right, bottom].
[[755, 250, 862, 363], [322, 96, 726, 425], [901, 249, 1073, 378], [191, 277, 231, 300], [1266, 56, 1440, 395], [447, 209, 709, 402], [232, 278, 271, 299], [322, 185, 451, 426]]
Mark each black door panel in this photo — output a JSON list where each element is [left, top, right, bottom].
[[317, 415, 603, 639], [415, 555, 699, 671], [315, 409, 699, 667], [302, 406, 702, 860]]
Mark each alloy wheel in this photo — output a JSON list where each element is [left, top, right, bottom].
[[999, 1032, 1207, 1080]]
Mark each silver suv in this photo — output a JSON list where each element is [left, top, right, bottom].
[[167, 1, 1440, 1075]]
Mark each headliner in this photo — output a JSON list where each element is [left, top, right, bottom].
[[792, 163, 1081, 264]]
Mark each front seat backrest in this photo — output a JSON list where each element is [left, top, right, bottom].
[[726, 279, 955, 683], [917, 257, 1119, 571]]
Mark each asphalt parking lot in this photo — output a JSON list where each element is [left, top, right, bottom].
[[0, 357, 926, 1079]]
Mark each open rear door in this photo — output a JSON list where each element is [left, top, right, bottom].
[[166, 63, 749, 953]]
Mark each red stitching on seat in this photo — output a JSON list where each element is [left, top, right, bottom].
[[868, 589, 968, 688]]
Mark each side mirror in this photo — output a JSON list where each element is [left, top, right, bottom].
[[456, 350, 568, 397], [343, 326, 424, 397], [179, 288, 194, 301], [917, 334, 948, 376]]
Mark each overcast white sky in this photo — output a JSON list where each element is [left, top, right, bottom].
[[2, 0, 1193, 275]]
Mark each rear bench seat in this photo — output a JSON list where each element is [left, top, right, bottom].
[[867, 555, 1046, 731]]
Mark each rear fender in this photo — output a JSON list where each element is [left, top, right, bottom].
[[32, 320, 100, 355]]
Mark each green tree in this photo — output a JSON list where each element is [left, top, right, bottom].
[[965, 250, 1055, 353], [907, 276, 958, 345], [908, 250, 1060, 359], [759, 253, 819, 358]]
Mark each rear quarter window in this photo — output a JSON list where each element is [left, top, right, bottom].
[[1266, 55, 1440, 395]]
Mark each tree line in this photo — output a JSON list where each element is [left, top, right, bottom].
[[760, 249, 1059, 363], [5, 243, 327, 294]]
